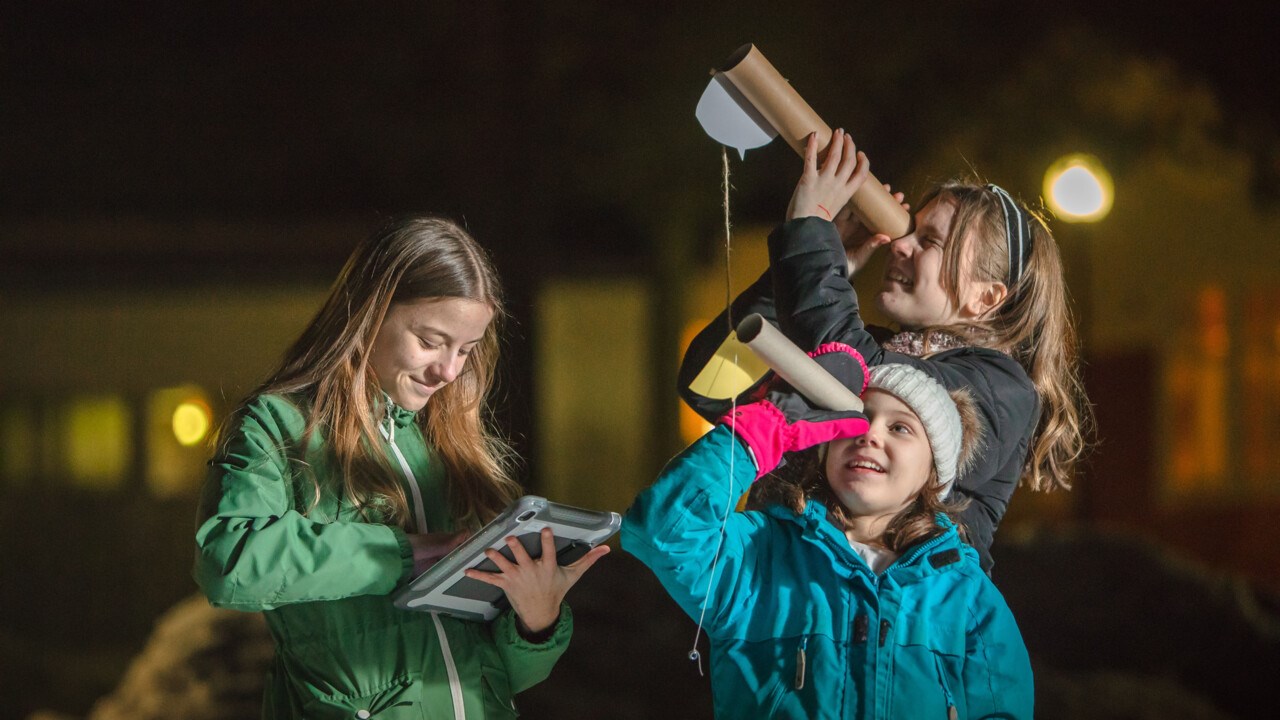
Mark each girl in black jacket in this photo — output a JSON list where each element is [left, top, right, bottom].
[[680, 130, 1090, 571]]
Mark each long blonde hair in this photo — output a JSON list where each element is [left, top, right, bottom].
[[243, 216, 519, 529], [917, 181, 1092, 492]]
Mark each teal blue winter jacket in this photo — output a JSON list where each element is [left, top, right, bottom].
[[622, 426, 1034, 719]]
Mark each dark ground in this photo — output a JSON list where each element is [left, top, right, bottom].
[[25, 526, 1279, 720]]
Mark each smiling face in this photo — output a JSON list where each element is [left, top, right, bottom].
[[875, 196, 997, 330], [368, 297, 494, 412], [824, 389, 935, 520]]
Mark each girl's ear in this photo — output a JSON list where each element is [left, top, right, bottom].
[[959, 280, 1008, 319]]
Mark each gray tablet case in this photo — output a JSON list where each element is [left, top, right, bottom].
[[392, 495, 621, 621]]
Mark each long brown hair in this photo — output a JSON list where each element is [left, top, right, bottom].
[[240, 216, 519, 529], [916, 181, 1092, 492]]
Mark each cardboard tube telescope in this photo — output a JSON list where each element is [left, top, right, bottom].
[[734, 314, 864, 413], [717, 44, 912, 239]]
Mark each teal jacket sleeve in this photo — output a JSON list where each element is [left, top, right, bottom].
[[193, 395, 414, 611], [491, 603, 574, 694], [964, 579, 1035, 719], [621, 425, 766, 634]]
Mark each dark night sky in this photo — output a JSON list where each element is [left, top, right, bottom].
[[3, 1, 1278, 274]]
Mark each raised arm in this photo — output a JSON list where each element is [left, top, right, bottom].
[[194, 395, 413, 611], [768, 215, 885, 360], [632, 344, 868, 630], [622, 426, 764, 631]]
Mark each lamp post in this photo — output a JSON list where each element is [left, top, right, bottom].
[[1044, 153, 1113, 333], [1044, 153, 1117, 522]]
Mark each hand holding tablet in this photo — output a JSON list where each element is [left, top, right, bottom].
[[393, 496, 621, 622], [464, 525, 609, 634]]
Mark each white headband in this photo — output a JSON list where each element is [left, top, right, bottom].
[[986, 184, 1033, 288]]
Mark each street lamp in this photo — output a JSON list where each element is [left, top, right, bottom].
[[1044, 154, 1113, 223], [172, 400, 211, 446]]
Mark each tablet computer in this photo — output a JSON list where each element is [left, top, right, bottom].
[[392, 495, 621, 621]]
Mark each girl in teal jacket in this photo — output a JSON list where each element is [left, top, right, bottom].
[[195, 217, 607, 719], [625, 351, 1033, 719]]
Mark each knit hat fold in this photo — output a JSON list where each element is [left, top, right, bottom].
[[865, 364, 963, 497]]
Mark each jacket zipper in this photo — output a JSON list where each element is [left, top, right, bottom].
[[431, 612, 467, 719], [933, 653, 958, 720], [380, 414, 464, 719], [794, 636, 808, 690], [379, 415, 429, 533], [869, 531, 953, 716], [885, 530, 951, 574]]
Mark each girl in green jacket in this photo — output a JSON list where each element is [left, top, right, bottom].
[[195, 217, 607, 719]]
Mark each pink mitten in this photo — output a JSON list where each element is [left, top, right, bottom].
[[720, 343, 869, 478]]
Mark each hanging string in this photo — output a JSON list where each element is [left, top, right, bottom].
[[689, 146, 739, 676], [722, 146, 734, 324]]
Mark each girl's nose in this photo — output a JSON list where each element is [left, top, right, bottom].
[[853, 428, 880, 447], [433, 353, 465, 384], [888, 235, 915, 257]]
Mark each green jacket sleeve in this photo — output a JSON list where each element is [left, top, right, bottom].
[[622, 425, 766, 634], [193, 395, 414, 611], [491, 602, 574, 694]]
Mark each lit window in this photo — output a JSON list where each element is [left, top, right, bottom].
[[63, 396, 132, 490], [1166, 286, 1227, 494], [534, 280, 654, 513]]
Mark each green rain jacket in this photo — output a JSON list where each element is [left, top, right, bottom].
[[195, 394, 570, 719]]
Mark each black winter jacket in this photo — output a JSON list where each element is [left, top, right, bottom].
[[678, 217, 1039, 571]]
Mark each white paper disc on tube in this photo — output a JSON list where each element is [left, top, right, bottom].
[[695, 74, 777, 159]]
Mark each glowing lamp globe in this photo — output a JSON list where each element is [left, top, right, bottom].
[[172, 401, 211, 446], [1044, 154, 1113, 223]]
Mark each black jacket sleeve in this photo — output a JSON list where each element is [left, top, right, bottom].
[[676, 269, 778, 423]]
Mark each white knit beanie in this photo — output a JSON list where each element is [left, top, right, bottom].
[[865, 364, 963, 497]]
